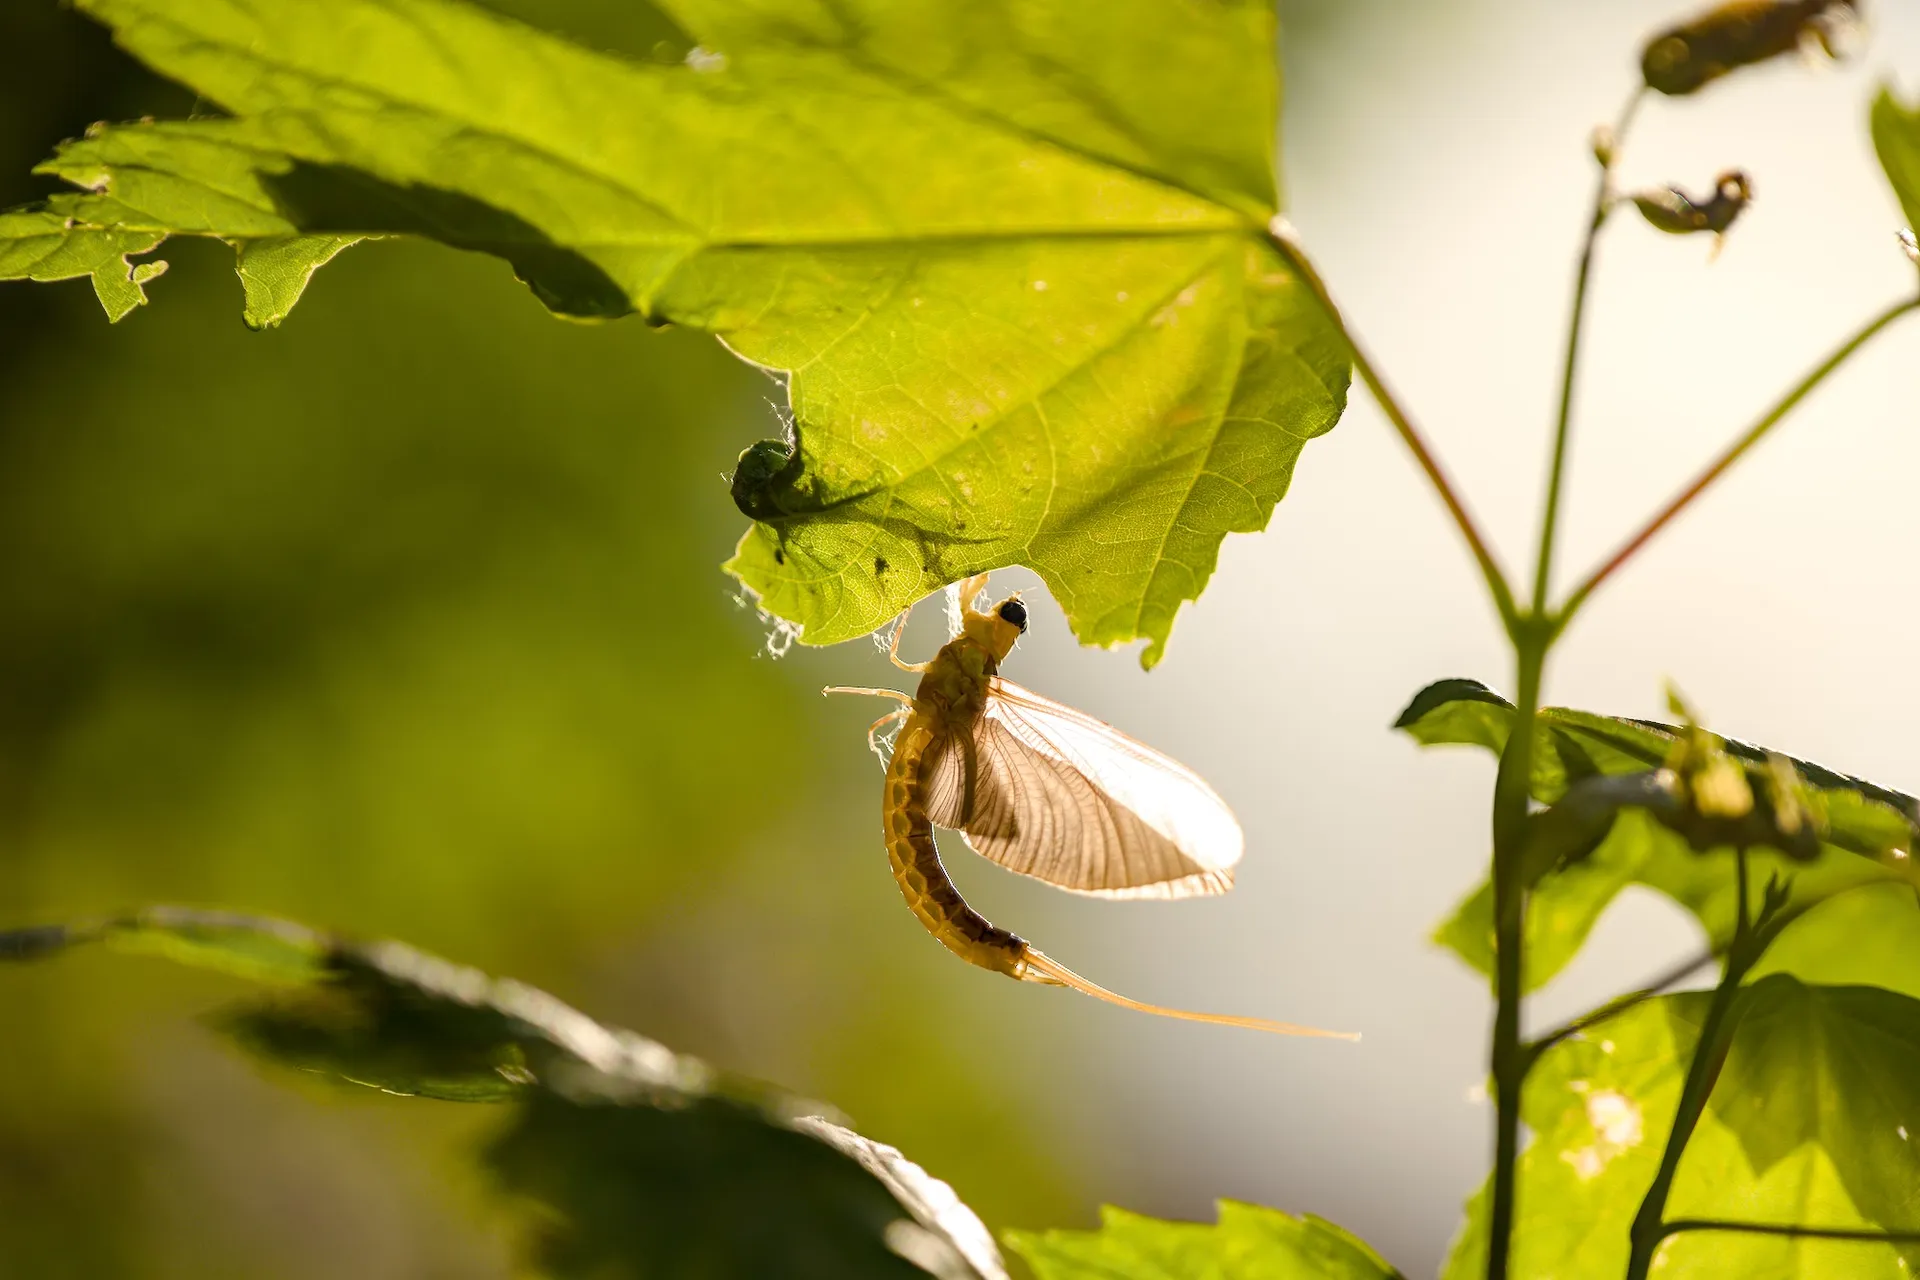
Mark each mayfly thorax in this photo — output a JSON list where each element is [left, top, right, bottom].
[[826, 575, 1356, 1040]]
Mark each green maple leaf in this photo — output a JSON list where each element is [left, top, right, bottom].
[[3, 907, 1007, 1279], [0, 0, 1349, 665]]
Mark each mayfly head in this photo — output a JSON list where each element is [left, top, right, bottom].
[[960, 587, 1027, 661]]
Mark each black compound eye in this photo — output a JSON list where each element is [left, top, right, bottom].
[[996, 598, 1029, 632]]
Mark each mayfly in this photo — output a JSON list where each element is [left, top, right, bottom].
[[828, 575, 1356, 1040]]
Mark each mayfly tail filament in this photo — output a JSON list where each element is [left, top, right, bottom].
[[1017, 948, 1359, 1041]]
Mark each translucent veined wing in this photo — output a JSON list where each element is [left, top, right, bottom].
[[924, 678, 1242, 899]]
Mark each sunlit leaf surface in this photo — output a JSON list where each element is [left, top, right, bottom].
[[1008, 1201, 1400, 1279], [0, 0, 1350, 665], [0, 908, 1007, 1280], [1397, 680, 1918, 991], [0, 209, 164, 320], [1443, 977, 1920, 1278]]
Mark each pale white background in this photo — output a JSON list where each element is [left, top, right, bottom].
[[781, 3, 1920, 1272]]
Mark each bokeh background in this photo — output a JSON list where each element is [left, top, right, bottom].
[[2, 1, 1917, 1275]]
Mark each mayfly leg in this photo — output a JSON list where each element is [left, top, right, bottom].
[[952, 572, 990, 609], [887, 604, 929, 673], [823, 687, 915, 766], [866, 708, 908, 763], [822, 686, 913, 704]]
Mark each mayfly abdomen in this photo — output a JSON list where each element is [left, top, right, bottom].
[[884, 720, 1029, 977]]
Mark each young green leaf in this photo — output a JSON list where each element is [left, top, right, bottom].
[[0, 209, 165, 322], [1399, 680, 1917, 991], [3, 0, 1350, 666], [235, 235, 368, 330], [1007, 1201, 1401, 1279], [1872, 88, 1920, 257], [1444, 978, 1920, 1278], [1751, 881, 1920, 997], [0, 907, 1007, 1280]]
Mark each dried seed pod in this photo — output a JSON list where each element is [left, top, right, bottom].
[[1631, 170, 1754, 239], [1641, 0, 1859, 97]]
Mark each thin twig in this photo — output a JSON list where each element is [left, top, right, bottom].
[[1525, 947, 1715, 1062], [1558, 295, 1920, 625], [1663, 1219, 1920, 1245], [1530, 872, 1904, 1068], [1532, 89, 1643, 612], [1265, 218, 1520, 629]]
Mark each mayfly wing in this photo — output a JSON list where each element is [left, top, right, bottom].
[[926, 677, 1243, 899]]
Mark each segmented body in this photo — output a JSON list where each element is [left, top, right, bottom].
[[881, 632, 1035, 978], [883, 717, 1027, 976]]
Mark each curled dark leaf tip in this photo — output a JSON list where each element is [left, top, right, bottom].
[[1630, 170, 1754, 240]]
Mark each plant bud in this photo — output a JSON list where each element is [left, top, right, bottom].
[[1641, 0, 1859, 97], [1655, 688, 1823, 859], [1591, 124, 1617, 169]]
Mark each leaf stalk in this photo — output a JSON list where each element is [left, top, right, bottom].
[[1661, 1220, 1920, 1245], [1265, 219, 1520, 631], [1557, 293, 1920, 627], [1524, 947, 1716, 1066]]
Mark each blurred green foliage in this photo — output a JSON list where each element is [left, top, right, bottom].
[[5, 909, 1014, 1278], [0, 5, 1072, 1275]]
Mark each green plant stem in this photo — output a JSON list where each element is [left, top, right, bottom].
[[1661, 1220, 1920, 1245], [1265, 218, 1519, 630], [1532, 89, 1642, 611], [1482, 97, 1647, 1274], [1485, 628, 1547, 1280], [1624, 848, 1757, 1280], [1557, 294, 1920, 626]]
